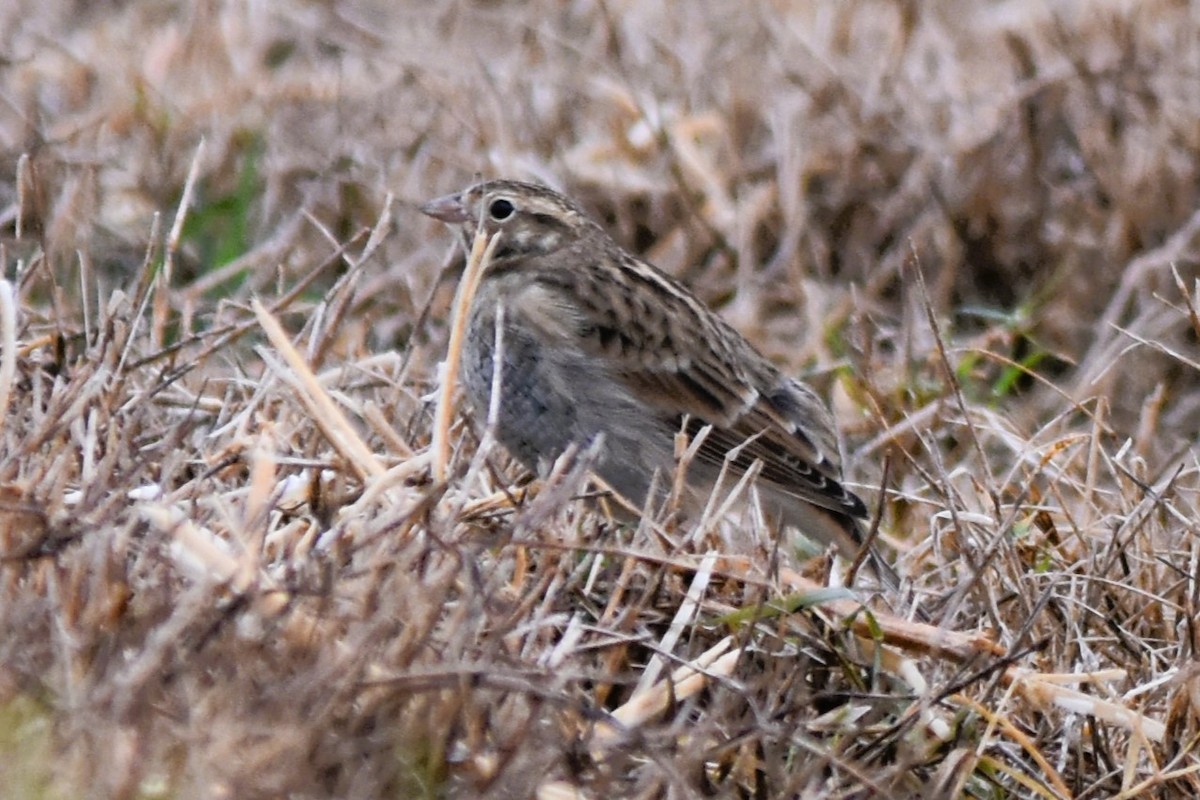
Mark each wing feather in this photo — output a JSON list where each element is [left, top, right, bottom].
[[525, 253, 864, 520]]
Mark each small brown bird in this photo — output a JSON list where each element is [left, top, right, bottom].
[[422, 179, 895, 587]]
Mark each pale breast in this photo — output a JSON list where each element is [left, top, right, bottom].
[[461, 276, 677, 507]]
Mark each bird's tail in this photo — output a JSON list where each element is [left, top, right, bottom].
[[862, 545, 900, 593], [842, 515, 898, 592]]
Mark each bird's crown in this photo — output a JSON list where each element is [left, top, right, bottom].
[[421, 179, 599, 261]]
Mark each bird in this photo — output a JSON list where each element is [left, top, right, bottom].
[[420, 178, 897, 589]]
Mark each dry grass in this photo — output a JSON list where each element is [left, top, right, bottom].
[[2, 1, 1200, 797]]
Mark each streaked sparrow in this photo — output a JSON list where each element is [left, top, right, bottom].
[[421, 179, 896, 588]]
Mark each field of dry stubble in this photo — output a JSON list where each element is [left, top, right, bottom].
[[2, 1, 1200, 798]]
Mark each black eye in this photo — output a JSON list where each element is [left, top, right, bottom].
[[488, 198, 515, 220]]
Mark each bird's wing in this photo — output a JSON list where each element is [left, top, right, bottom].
[[638, 369, 868, 520], [522, 255, 866, 520]]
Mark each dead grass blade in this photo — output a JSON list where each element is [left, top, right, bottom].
[[253, 298, 385, 481], [432, 227, 501, 482]]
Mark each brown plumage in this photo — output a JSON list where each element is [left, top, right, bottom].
[[421, 179, 896, 589]]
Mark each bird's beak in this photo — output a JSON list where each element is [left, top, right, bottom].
[[419, 192, 470, 224]]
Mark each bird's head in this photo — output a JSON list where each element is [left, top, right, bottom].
[[420, 179, 595, 264]]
